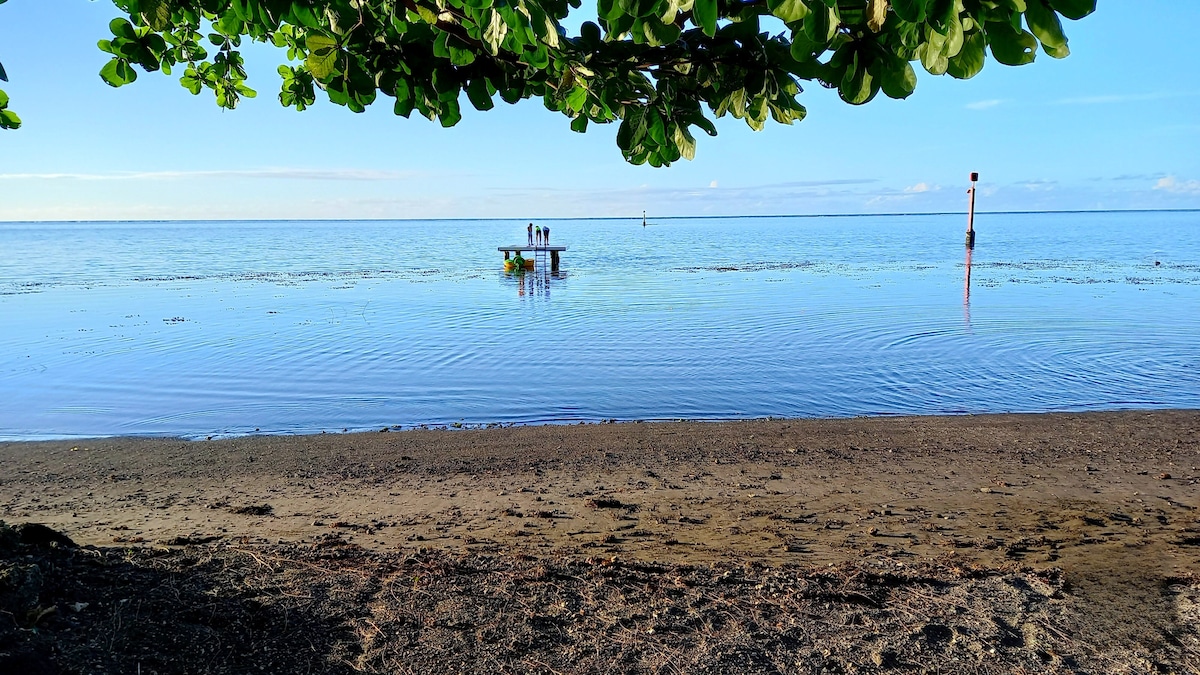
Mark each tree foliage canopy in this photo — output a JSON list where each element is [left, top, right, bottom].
[[0, 0, 1095, 163], [0, 0, 22, 130]]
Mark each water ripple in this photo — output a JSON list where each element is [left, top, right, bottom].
[[2, 212, 1199, 439]]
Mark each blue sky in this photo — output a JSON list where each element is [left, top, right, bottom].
[[1, 0, 1198, 220]]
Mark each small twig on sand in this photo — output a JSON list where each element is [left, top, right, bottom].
[[521, 657, 567, 674], [230, 547, 369, 578]]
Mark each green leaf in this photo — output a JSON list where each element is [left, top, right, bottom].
[[597, 0, 623, 22], [109, 18, 137, 40], [838, 52, 876, 105], [432, 32, 451, 59], [432, 67, 459, 99], [448, 44, 477, 66], [466, 78, 495, 111], [141, 0, 172, 31], [180, 67, 203, 95], [570, 115, 589, 133], [647, 108, 666, 145], [789, 29, 821, 62], [672, 123, 696, 160], [1025, 0, 1067, 50], [658, 0, 681, 24], [803, 3, 837, 45], [986, 20, 1038, 66], [0, 108, 21, 130], [0, 89, 7, 108], [1042, 41, 1069, 58], [880, 57, 917, 99], [0, 60, 8, 82], [946, 28, 986, 78], [394, 79, 415, 118], [643, 18, 681, 46], [305, 35, 340, 80], [918, 41, 949, 75], [581, 21, 603, 45], [767, 0, 808, 24], [99, 58, 138, 87], [1048, 0, 1095, 20], [438, 99, 462, 127], [288, 4, 321, 27], [565, 85, 588, 112], [891, 0, 926, 23], [693, 0, 717, 37]]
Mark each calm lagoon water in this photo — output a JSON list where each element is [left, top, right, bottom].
[[1, 211, 1198, 440]]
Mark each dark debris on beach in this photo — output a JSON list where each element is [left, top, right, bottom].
[[2, 520, 1198, 674]]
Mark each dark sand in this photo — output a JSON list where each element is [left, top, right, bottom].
[[2, 411, 1198, 673]]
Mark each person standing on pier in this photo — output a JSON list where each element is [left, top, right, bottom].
[[535, 225, 543, 246], [543, 225, 550, 246], [527, 223, 534, 246]]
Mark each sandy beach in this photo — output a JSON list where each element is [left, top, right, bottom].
[[2, 411, 1199, 673]]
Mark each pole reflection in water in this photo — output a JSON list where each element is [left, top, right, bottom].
[[963, 245, 973, 327], [507, 266, 566, 298]]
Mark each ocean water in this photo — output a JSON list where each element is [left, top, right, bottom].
[[1, 211, 1198, 440]]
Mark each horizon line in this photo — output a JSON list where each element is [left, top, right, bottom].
[[1, 207, 1198, 225]]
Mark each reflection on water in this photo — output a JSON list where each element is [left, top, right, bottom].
[[507, 267, 567, 298], [1, 211, 1199, 439], [963, 246, 973, 327]]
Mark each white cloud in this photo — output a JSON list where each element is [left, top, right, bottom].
[[904, 182, 939, 193], [1154, 176, 1200, 195], [1013, 179, 1057, 192], [965, 99, 1004, 111], [864, 194, 911, 206], [0, 168, 421, 182]]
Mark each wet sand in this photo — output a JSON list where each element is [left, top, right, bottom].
[[3, 410, 1198, 572]]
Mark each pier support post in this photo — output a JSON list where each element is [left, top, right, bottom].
[[551, 250, 560, 271]]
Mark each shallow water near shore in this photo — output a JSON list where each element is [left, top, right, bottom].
[[1, 211, 1198, 440]]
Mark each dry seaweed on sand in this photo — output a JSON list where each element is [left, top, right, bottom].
[[3, 521, 1199, 674]]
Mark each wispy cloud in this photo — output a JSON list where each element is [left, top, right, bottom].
[[904, 182, 939, 193], [864, 194, 912, 206], [864, 182, 944, 206], [1112, 172, 1168, 182], [1154, 175, 1200, 195], [765, 179, 880, 188], [965, 99, 1004, 111], [489, 178, 879, 199], [1013, 179, 1057, 192], [0, 168, 420, 181], [470, 177, 888, 218]]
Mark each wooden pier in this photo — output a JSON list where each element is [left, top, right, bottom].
[[499, 245, 567, 271]]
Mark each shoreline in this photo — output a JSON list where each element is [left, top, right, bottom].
[[4, 404, 1196, 444], [3, 409, 1199, 672]]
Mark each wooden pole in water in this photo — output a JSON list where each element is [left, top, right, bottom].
[[966, 172, 978, 249]]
